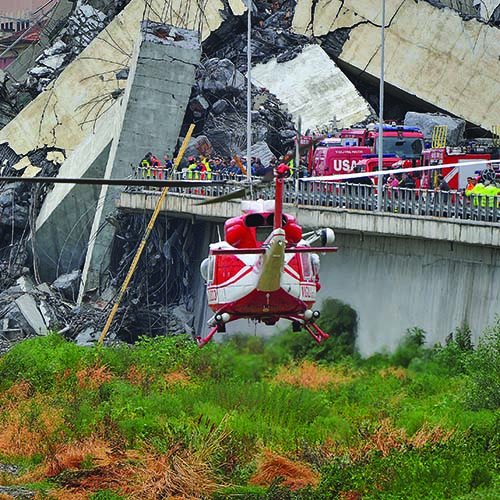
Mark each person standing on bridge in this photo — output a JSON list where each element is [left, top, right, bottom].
[[468, 176, 486, 207], [164, 154, 173, 177], [435, 174, 450, 203], [483, 180, 500, 208], [399, 172, 416, 189]]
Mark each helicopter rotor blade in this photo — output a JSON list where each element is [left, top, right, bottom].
[[0, 176, 227, 188], [195, 187, 247, 205]]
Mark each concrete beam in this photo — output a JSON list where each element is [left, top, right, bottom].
[[251, 44, 373, 132], [118, 190, 500, 248], [292, 0, 500, 130]]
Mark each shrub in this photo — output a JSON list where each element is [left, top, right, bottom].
[[269, 298, 358, 363], [390, 327, 427, 368], [465, 319, 500, 410], [433, 323, 474, 376]]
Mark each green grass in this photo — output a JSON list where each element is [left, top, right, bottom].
[[0, 319, 500, 499]]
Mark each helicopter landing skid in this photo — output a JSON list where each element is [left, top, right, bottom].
[[196, 325, 218, 347], [197, 316, 329, 348], [303, 322, 329, 344]]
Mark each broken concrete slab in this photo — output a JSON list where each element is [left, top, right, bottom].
[[52, 270, 81, 302], [46, 150, 65, 164], [14, 293, 48, 336], [292, 0, 500, 132], [21, 165, 42, 177], [0, 0, 245, 156], [251, 44, 373, 133], [404, 111, 466, 146], [12, 157, 32, 171]]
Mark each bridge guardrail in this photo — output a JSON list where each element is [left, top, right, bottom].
[[129, 169, 500, 223]]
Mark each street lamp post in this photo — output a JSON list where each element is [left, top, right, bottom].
[[246, 0, 252, 187], [377, 0, 386, 211]]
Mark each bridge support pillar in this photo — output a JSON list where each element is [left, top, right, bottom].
[[77, 22, 201, 303]]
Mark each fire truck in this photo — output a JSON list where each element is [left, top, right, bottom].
[[419, 123, 499, 190], [311, 124, 425, 176]]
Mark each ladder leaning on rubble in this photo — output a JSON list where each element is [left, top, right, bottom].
[[98, 124, 196, 345]]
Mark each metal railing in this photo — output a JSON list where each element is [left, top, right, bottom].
[[131, 169, 500, 223]]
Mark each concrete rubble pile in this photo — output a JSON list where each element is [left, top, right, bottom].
[[5, 1, 129, 106]]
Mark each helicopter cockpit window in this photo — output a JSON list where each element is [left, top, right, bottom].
[[245, 213, 267, 227], [200, 256, 214, 283], [245, 213, 288, 228]]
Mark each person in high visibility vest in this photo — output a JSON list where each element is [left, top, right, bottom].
[[465, 177, 476, 195], [484, 180, 500, 208], [140, 154, 152, 178], [468, 178, 486, 206], [200, 159, 212, 180], [187, 157, 199, 180]]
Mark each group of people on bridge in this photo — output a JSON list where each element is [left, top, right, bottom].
[[137, 151, 307, 181], [137, 151, 500, 209]]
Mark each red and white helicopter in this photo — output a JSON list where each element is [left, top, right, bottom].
[[197, 163, 338, 347]]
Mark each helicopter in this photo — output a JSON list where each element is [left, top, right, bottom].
[[197, 163, 338, 347], [0, 164, 337, 347]]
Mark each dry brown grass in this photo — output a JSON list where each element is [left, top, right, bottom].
[[379, 366, 408, 380], [44, 436, 118, 477], [249, 450, 320, 491], [352, 418, 455, 460], [124, 417, 230, 499], [123, 445, 222, 499], [125, 366, 191, 392], [75, 363, 113, 391], [0, 394, 64, 458], [0, 380, 32, 411], [339, 491, 363, 500], [273, 360, 356, 390], [39, 418, 231, 500]]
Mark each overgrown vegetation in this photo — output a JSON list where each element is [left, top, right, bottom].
[[1, 302, 500, 498]]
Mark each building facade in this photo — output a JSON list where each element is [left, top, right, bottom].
[[0, 0, 59, 68]]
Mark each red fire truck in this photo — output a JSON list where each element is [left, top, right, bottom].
[[311, 125, 425, 176], [421, 146, 492, 190]]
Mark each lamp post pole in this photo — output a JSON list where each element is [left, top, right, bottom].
[[377, 0, 386, 211], [246, 0, 252, 187]]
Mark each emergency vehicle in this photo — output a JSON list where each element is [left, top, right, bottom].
[[311, 124, 425, 176], [418, 119, 500, 192]]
